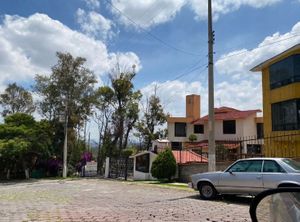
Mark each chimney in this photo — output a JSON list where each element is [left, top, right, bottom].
[[186, 94, 200, 120]]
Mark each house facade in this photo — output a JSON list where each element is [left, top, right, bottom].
[[167, 95, 263, 155], [251, 44, 300, 157]]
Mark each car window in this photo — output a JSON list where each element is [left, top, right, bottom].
[[263, 160, 285, 173], [282, 158, 300, 171], [228, 160, 263, 172]]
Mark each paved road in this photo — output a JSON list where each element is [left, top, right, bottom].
[[0, 179, 251, 221]]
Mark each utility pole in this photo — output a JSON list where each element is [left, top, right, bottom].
[[62, 98, 68, 178], [208, 0, 216, 172]]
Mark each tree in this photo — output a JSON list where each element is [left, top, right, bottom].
[[0, 113, 53, 179], [137, 95, 167, 149], [34, 52, 97, 127], [109, 71, 141, 152], [151, 148, 176, 182], [93, 86, 114, 174], [0, 83, 35, 117], [34, 52, 97, 164]]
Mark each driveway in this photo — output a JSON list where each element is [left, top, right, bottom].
[[0, 179, 251, 221]]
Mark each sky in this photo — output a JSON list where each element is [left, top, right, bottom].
[[0, 0, 300, 140]]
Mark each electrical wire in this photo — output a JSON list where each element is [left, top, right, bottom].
[[217, 32, 300, 61], [106, 0, 202, 57]]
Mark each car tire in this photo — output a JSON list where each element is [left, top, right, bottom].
[[198, 182, 217, 200]]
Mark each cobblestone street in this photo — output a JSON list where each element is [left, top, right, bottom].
[[0, 179, 251, 221]]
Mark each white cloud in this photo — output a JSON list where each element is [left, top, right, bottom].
[[141, 78, 262, 119], [0, 13, 141, 89], [140, 19, 300, 119], [108, 52, 142, 73], [215, 80, 262, 111], [141, 80, 207, 116], [83, 0, 100, 10], [109, 0, 281, 29], [215, 21, 300, 78], [76, 8, 114, 40], [110, 0, 185, 29], [188, 0, 281, 21]]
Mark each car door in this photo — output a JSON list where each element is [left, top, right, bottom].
[[262, 160, 289, 189], [218, 160, 263, 194]]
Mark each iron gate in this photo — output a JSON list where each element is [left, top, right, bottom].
[[109, 157, 133, 180]]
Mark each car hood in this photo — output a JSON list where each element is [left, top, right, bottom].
[[191, 171, 223, 182]]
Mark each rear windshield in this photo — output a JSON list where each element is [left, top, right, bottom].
[[282, 159, 300, 171]]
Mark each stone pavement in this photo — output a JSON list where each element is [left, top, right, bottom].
[[0, 179, 251, 221]]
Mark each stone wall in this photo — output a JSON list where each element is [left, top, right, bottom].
[[178, 161, 234, 182]]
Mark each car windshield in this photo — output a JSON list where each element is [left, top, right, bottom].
[[282, 159, 300, 171]]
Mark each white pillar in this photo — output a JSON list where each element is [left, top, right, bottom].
[[104, 157, 110, 178]]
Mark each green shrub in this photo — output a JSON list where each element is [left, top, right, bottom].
[[151, 148, 176, 182], [188, 134, 197, 142], [121, 148, 134, 158]]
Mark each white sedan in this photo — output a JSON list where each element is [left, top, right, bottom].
[[189, 158, 300, 200]]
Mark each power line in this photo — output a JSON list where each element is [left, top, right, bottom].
[[217, 32, 300, 61], [152, 60, 207, 91], [122, 0, 189, 45], [106, 0, 202, 57], [161, 65, 208, 109]]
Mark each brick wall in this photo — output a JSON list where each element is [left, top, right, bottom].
[[178, 161, 234, 182]]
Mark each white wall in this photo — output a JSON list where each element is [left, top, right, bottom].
[[167, 122, 187, 142], [133, 152, 157, 180], [167, 114, 259, 153]]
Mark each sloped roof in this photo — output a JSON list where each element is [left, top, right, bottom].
[[172, 150, 208, 164], [130, 151, 157, 158], [192, 107, 261, 124], [250, 44, 300, 72]]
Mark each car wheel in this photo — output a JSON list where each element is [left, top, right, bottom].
[[199, 182, 217, 200]]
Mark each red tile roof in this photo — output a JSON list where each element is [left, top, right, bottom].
[[192, 107, 261, 124], [184, 141, 240, 151], [172, 150, 208, 164]]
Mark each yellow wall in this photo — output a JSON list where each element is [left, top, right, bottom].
[[261, 49, 300, 157]]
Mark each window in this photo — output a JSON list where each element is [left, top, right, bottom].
[[269, 54, 300, 89], [228, 160, 263, 172], [223, 120, 236, 134], [171, 142, 182, 150], [194, 124, 204, 134], [175, 122, 186, 137], [247, 144, 262, 154], [135, 153, 150, 173], [271, 99, 300, 131], [256, 123, 264, 139], [282, 158, 300, 171], [263, 160, 285, 173]]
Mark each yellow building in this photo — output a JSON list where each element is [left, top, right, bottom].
[[251, 44, 300, 157]]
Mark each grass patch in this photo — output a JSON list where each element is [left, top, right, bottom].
[[124, 180, 193, 191]]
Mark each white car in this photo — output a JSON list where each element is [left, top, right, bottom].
[[189, 158, 300, 200]]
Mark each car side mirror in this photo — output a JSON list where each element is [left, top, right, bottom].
[[249, 187, 300, 222]]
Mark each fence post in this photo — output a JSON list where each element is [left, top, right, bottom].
[[105, 157, 110, 178], [124, 157, 128, 181]]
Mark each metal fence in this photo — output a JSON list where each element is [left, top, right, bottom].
[[180, 132, 300, 163], [108, 157, 133, 180]]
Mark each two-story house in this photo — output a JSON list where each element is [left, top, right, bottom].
[[167, 94, 262, 155], [251, 44, 300, 157]]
